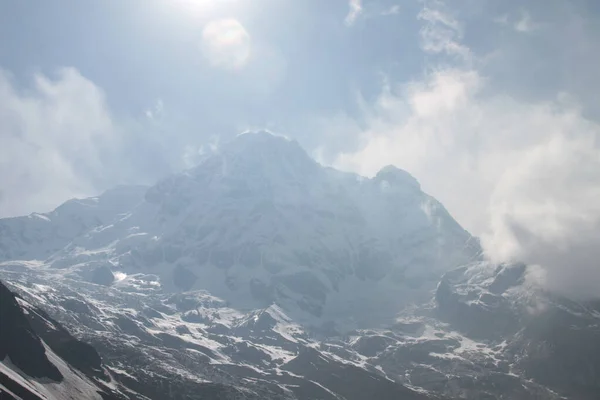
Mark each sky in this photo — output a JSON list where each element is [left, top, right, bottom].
[[1, 0, 600, 298]]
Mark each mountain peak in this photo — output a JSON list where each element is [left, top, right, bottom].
[[235, 130, 292, 142], [227, 130, 305, 157], [216, 130, 319, 179], [374, 165, 420, 190]]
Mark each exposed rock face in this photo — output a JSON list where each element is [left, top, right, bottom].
[[90, 265, 115, 286], [435, 263, 525, 340], [0, 281, 62, 381], [510, 298, 600, 399], [433, 262, 600, 399], [0, 280, 125, 400]]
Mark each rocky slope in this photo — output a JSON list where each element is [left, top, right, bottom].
[[0, 280, 131, 400], [434, 262, 600, 399], [1, 131, 598, 399], [1, 266, 432, 400]]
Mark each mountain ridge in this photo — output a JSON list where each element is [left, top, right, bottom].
[[2, 131, 597, 399], [3, 131, 479, 330]]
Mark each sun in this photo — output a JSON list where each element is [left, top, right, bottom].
[[175, 0, 213, 13], [173, 0, 235, 16]]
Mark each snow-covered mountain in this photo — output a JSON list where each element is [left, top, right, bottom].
[[2, 131, 479, 330], [0, 185, 147, 262], [1, 131, 599, 399]]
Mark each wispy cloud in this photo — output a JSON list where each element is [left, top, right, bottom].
[[344, 1, 400, 25], [494, 10, 539, 33], [0, 68, 201, 217], [382, 5, 400, 16], [0, 68, 116, 216], [145, 98, 164, 120], [344, 0, 363, 26], [418, 1, 471, 61], [514, 11, 538, 33]]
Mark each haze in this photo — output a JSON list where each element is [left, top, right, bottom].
[[1, 0, 599, 299]]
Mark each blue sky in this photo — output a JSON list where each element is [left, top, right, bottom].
[[1, 0, 600, 296]]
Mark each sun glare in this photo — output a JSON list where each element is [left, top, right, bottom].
[[201, 18, 251, 70], [173, 0, 236, 16]]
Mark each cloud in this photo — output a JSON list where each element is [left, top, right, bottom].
[[494, 10, 538, 33], [344, 0, 363, 26], [382, 5, 400, 16], [0, 68, 118, 217], [0, 68, 199, 218], [487, 128, 600, 299], [145, 98, 164, 120], [343, 1, 401, 25], [326, 2, 600, 299], [514, 11, 537, 33], [201, 18, 251, 70], [182, 135, 220, 168], [418, 1, 471, 61]]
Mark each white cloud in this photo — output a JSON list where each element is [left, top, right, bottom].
[[326, 3, 600, 299], [514, 11, 538, 33], [418, 1, 471, 61], [182, 135, 220, 168], [495, 10, 538, 33], [0, 68, 118, 217], [344, 0, 363, 26], [382, 5, 400, 16], [201, 18, 251, 70], [487, 129, 600, 298], [145, 98, 164, 120], [0, 68, 191, 217], [333, 68, 600, 299], [343, 1, 400, 25]]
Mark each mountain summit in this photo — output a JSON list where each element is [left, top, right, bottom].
[[1, 132, 479, 330]]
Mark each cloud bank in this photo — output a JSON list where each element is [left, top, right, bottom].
[[0, 68, 117, 216], [0, 69, 193, 218], [331, 1, 600, 299]]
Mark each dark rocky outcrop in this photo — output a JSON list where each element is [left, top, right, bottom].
[[435, 265, 522, 340], [0, 280, 63, 381], [434, 264, 600, 399], [24, 305, 106, 379], [282, 347, 430, 400], [91, 265, 115, 286], [0, 280, 125, 400], [512, 299, 600, 399]]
